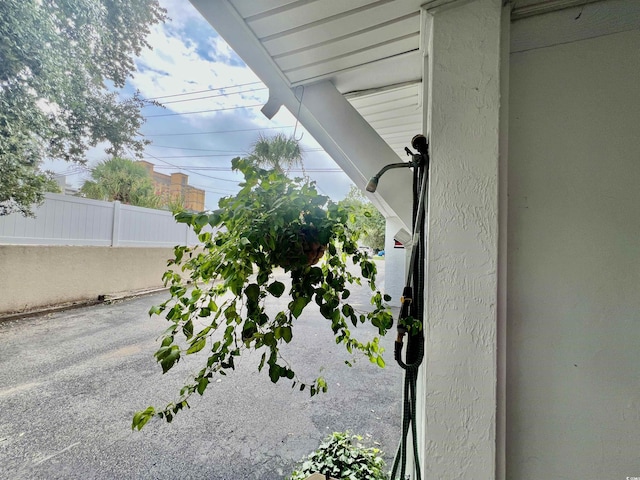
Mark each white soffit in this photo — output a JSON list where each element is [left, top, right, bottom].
[[346, 83, 423, 156], [231, 0, 426, 160], [236, 0, 422, 83]]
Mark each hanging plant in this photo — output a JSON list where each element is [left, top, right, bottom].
[[132, 157, 394, 429]]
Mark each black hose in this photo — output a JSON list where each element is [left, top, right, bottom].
[[390, 137, 429, 480]]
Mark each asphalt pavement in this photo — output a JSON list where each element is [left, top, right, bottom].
[[0, 260, 405, 479]]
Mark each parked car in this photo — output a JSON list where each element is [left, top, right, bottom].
[[358, 246, 373, 257], [377, 250, 385, 256]]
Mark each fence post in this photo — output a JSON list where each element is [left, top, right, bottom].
[[112, 201, 121, 247]]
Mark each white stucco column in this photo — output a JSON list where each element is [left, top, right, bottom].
[[419, 0, 505, 478]]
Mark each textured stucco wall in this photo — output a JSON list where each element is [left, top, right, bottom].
[[420, 0, 502, 477], [0, 246, 173, 314], [508, 28, 640, 479]]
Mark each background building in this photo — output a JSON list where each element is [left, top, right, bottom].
[[137, 160, 205, 211]]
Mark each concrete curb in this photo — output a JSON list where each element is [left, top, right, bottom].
[[0, 287, 168, 323]]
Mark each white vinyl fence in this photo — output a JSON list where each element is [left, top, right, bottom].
[[0, 193, 202, 247]]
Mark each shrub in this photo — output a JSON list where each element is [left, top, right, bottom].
[[289, 431, 388, 480]]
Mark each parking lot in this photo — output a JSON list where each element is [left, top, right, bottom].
[[0, 263, 403, 479]]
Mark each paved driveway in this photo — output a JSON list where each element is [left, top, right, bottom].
[[0, 262, 404, 479]]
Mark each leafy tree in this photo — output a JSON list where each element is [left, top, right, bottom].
[[0, 160, 61, 216], [248, 133, 303, 173], [0, 0, 166, 216], [81, 157, 159, 208], [339, 186, 386, 251]]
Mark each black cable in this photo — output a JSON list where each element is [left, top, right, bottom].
[[143, 126, 293, 137], [145, 103, 264, 118], [391, 135, 429, 480], [142, 81, 263, 101]]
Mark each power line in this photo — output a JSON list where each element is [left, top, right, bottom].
[[145, 103, 264, 118], [190, 183, 239, 195], [51, 166, 88, 178], [153, 166, 236, 171], [152, 165, 342, 172], [149, 86, 267, 106], [143, 153, 245, 159], [143, 126, 293, 137], [141, 150, 241, 183], [148, 144, 246, 153], [142, 81, 263, 101], [144, 147, 324, 158]]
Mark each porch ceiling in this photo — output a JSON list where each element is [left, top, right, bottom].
[[226, 0, 425, 158], [189, 0, 604, 225]]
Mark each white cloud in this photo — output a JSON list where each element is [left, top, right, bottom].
[[206, 36, 237, 64], [158, 0, 202, 29], [132, 27, 266, 119]]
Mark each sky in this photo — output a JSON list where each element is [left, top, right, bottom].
[[46, 0, 355, 211]]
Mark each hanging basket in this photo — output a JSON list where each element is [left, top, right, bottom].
[[304, 241, 326, 266], [272, 225, 328, 268]]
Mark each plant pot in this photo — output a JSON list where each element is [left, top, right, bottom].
[[303, 241, 326, 266], [272, 225, 328, 268]]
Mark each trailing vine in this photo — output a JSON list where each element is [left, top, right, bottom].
[[132, 157, 393, 429]]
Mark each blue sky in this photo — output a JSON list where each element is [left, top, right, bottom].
[[47, 0, 354, 210]]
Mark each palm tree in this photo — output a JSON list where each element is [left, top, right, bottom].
[[248, 133, 303, 173], [80, 157, 160, 208]]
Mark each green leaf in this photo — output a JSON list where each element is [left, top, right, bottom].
[[183, 319, 194, 339], [267, 281, 285, 297], [244, 283, 260, 302], [160, 348, 180, 373], [268, 364, 281, 383], [190, 289, 202, 304], [207, 211, 221, 226], [258, 353, 267, 371], [175, 212, 195, 224], [289, 297, 310, 318], [320, 303, 335, 320], [132, 406, 156, 431], [197, 377, 209, 395], [186, 337, 206, 354], [224, 304, 238, 322], [195, 214, 209, 227], [361, 261, 375, 279], [281, 326, 293, 343]]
